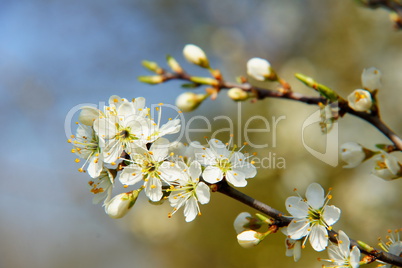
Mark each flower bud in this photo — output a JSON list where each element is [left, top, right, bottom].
[[175, 92, 207, 112], [234, 212, 252, 234], [78, 106, 100, 126], [372, 152, 401, 181], [237, 230, 261, 248], [141, 60, 163, 74], [138, 75, 164, 84], [340, 142, 366, 168], [361, 67, 381, 91], [105, 191, 139, 219], [183, 44, 209, 68], [347, 89, 373, 112], [247, 57, 277, 81], [227, 88, 250, 101]]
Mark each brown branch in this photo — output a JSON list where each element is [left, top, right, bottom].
[[216, 180, 402, 267], [158, 70, 402, 151]]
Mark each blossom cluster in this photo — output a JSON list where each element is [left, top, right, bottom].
[[234, 183, 363, 267], [68, 95, 257, 222]]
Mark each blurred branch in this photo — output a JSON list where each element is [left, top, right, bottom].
[[359, 0, 402, 29], [216, 180, 402, 267]]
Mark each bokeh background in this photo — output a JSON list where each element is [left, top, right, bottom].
[[1, 0, 401, 267]]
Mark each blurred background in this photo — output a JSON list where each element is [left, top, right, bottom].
[[1, 0, 401, 267]]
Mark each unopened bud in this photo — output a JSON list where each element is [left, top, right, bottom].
[[237, 230, 262, 248], [138, 75, 164, 85], [228, 88, 250, 101], [361, 67, 381, 91], [105, 190, 140, 219], [183, 44, 209, 68], [372, 152, 401, 181], [247, 57, 277, 81], [141, 60, 163, 74], [347, 89, 373, 112], [175, 92, 207, 112], [166, 55, 183, 73], [340, 142, 366, 168]]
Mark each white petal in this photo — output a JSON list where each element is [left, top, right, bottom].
[[145, 176, 162, 202], [119, 166, 143, 185], [306, 183, 325, 209], [338, 230, 351, 257], [117, 102, 135, 118], [150, 138, 169, 161], [327, 245, 344, 262], [309, 225, 328, 251], [189, 161, 202, 181], [159, 164, 186, 182], [323, 205, 341, 226], [87, 155, 103, 178], [288, 219, 310, 240], [234, 212, 252, 234], [361, 67, 381, 90], [78, 106, 100, 126], [195, 182, 210, 204], [184, 197, 198, 222], [350, 246, 361, 268], [132, 96, 146, 110], [159, 119, 181, 135], [93, 118, 117, 139], [226, 170, 247, 187], [285, 196, 308, 218], [208, 139, 230, 158], [202, 166, 223, 184]]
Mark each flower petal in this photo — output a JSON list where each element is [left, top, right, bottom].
[[285, 196, 308, 218], [306, 183, 325, 209], [184, 197, 198, 222], [309, 225, 328, 251], [119, 166, 143, 185], [196, 182, 210, 204], [189, 161, 202, 181], [202, 166, 223, 184], [145, 176, 162, 202], [323, 205, 341, 226], [350, 246, 361, 268], [288, 219, 310, 240], [226, 170, 247, 187]]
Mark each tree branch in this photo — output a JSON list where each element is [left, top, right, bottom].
[[216, 180, 402, 267]]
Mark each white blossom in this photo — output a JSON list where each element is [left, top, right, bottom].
[[378, 229, 402, 268], [285, 183, 341, 251], [183, 44, 209, 68], [246, 57, 276, 81], [322, 230, 360, 268], [361, 67, 381, 91], [347, 89, 373, 113], [168, 161, 210, 222], [119, 138, 185, 202], [340, 142, 366, 168], [372, 152, 401, 181], [197, 139, 257, 187]]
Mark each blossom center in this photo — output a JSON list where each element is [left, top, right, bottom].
[[216, 158, 232, 172]]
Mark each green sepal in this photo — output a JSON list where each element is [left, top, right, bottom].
[[295, 73, 339, 102]]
